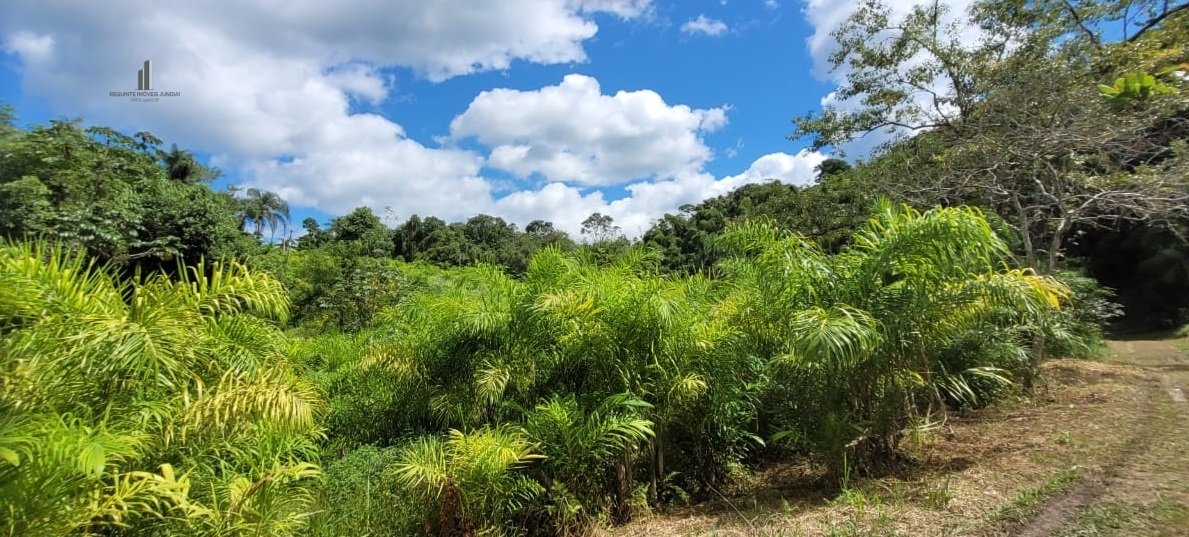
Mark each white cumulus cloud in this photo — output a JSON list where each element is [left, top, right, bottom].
[[573, 0, 654, 18], [1, 31, 53, 64], [491, 150, 825, 238], [0, 0, 660, 221], [322, 63, 391, 105], [451, 74, 729, 186], [719, 150, 825, 188], [681, 15, 729, 37]]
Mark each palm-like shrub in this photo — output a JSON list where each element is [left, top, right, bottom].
[[716, 202, 1066, 475], [349, 248, 755, 515], [521, 393, 654, 531], [311, 202, 1067, 530], [392, 426, 543, 536], [1039, 269, 1122, 358], [529, 249, 757, 502], [0, 242, 322, 535], [293, 332, 424, 447]]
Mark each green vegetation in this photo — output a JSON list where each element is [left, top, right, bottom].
[[0, 206, 1067, 535], [1057, 500, 1189, 537], [0, 119, 250, 274], [0, 243, 320, 535], [990, 468, 1085, 524], [1, 0, 1186, 535]]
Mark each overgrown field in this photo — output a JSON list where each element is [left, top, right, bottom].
[[2, 203, 1099, 536]]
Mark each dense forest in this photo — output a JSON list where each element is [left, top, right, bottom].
[[1, 0, 1187, 535]]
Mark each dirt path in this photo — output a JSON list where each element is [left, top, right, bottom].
[[1009, 338, 1189, 537], [1109, 339, 1189, 404]]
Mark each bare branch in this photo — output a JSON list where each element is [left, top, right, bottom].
[[1062, 0, 1102, 47], [1127, 2, 1189, 42]]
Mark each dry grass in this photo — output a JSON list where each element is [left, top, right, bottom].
[[602, 341, 1189, 537], [1047, 338, 1189, 537]]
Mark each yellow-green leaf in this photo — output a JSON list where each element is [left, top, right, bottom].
[[0, 447, 19, 467]]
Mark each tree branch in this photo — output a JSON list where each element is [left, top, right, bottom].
[[1062, 0, 1102, 47], [1126, 2, 1189, 42]]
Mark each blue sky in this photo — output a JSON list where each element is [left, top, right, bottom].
[[0, 0, 941, 237]]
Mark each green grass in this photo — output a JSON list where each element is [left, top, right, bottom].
[[1059, 504, 1136, 536], [824, 507, 904, 537], [988, 467, 1084, 524], [829, 487, 885, 510], [921, 477, 952, 510], [1053, 429, 1076, 446], [1055, 499, 1189, 536]]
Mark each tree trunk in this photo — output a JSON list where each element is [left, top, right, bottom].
[[1013, 193, 1039, 270], [1046, 218, 1068, 274], [648, 440, 657, 504], [656, 425, 665, 501], [1025, 330, 1047, 390], [612, 451, 633, 525], [437, 482, 465, 537]]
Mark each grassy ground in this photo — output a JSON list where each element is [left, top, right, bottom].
[[602, 337, 1189, 536], [1047, 338, 1189, 537]]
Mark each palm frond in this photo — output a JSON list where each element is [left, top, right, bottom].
[[180, 367, 320, 440], [786, 305, 881, 369], [163, 259, 290, 322]]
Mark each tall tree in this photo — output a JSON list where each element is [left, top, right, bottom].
[[239, 187, 291, 243], [329, 206, 391, 257], [159, 143, 218, 183], [815, 158, 852, 180], [792, 0, 1189, 272], [0, 117, 248, 267], [791, 0, 1189, 152], [580, 212, 620, 242], [297, 217, 330, 249]]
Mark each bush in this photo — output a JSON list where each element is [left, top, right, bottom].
[[392, 427, 544, 536], [308, 446, 419, 537], [1043, 270, 1123, 358], [932, 323, 1029, 409]]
